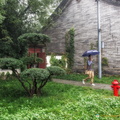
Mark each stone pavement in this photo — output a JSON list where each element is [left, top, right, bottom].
[[53, 79, 112, 91]]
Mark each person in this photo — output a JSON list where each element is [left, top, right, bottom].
[[82, 55, 95, 86]]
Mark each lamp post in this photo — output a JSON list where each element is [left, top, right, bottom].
[[96, 0, 102, 78]]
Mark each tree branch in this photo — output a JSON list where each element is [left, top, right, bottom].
[[12, 69, 31, 96], [38, 75, 51, 91], [19, 5, 30, 17]]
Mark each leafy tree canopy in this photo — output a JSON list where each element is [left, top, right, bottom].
[[18, 33, 51, 46], [0, 0, 61, 58], [21, 68, 50, 82], [0, 0, 5, 24], [17, 33, 51, 59]]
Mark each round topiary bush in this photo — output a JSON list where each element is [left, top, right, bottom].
[[0, 58, 23, 69], [21, 68, 50, 81], [20, 68, 50, 96], [47, 66, 66, 75]]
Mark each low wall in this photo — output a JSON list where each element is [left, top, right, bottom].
[[0, 69, 20, 75]]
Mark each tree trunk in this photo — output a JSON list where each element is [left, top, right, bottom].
[[31, 78, 37, 95], [34, 79, 37, 94], [38, 75, 51, 93], [37, 89, 42, 96]]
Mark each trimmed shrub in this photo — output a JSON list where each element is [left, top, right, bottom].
[[20, 68, 50, 96], [18, 33, 51, 45], [47, 66, 66, 75], [0, 58, 23, 70], [21, 68, 50, 82], [0, 58, 66, 97]]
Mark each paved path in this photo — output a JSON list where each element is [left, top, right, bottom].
[[53, 79, 112, 91]]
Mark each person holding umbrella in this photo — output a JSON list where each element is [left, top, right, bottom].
[[82, 50, 99, 86]]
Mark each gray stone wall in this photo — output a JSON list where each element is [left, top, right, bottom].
[[44, 0, 120, 74]]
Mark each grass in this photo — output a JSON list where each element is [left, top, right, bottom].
[[54, 73, 120, 84], [0, 78, 120, 120]]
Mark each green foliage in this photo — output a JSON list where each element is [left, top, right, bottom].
[[47, 66, 66, 75], [61, 55, 67, 69], [21, 68, 50, 82], [0, 36, 14, 57], [22, 0, 62, 32], [50, 54, 66, 69], [0, 72, 5, 80], [18, 33, 50, 70], [0, 0, 59, 58], [0, 72, 5, 77], [10, 32, 51, 58], [50, 53, 56, 65], [21, 56, 43, 66], [65, 28, 75, 72], [0, 0, 65, 97], [0, 57, 66, 97], [20, 67, 65, 96], [3, 0, 23, 36], [18, 33, 51, 46], [0, 58, 23, 70], [0, 80, 120, 120], [102, 57, 109, 67], [21, 68, 51, 96], [0, 9, 5, 24], [0, 0, 25, 58], [5, 71, 11, 80], [0, 0, 5, 22], [0, 56, 66, 97], [0, 71, 12, 80]]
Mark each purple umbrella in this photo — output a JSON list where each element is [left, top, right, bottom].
[[82, 50, 99, 57]]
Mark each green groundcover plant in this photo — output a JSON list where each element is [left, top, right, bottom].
[[0, 79, 120, 120]]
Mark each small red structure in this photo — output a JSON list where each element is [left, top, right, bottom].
[[111, 80, 120, 96], [28, 46, 46, 69]]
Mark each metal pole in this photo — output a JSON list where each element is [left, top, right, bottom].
[[96, 0, 102, 78]]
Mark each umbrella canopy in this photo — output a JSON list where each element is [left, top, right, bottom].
[[82, 50, 99, 57]]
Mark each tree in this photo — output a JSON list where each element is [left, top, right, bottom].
[[1, 0, 62, 34], [0, 0, 5, 24], [18, 33, 51, 62], [0, 1, 13, 58], [0, 58, 66, 97], [0, 32, 53, 96], [21, 56, 43, 69], [18, 33, 51, 47], [0, 0, 62, 58], [0, 0, 65, 97], [19, 0, 62, 32], [0, 0, 23, 58]]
